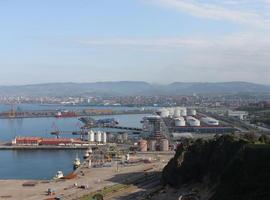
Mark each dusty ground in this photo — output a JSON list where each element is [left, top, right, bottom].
[[0, 153, 172, 200], [150, 183, 214, 200]]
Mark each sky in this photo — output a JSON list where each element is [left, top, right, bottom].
[[0, 0, 270, 85]]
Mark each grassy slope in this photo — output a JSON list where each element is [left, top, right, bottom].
[[161, 135, 270, 200], [211, 144, 270, 200]]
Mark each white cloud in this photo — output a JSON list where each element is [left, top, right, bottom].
[[78, 37, 209, 48], [146, 0, 270, 28], [78, 32, 270, 53]]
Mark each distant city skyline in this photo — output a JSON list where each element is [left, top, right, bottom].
[[1, 0, 270, 85]]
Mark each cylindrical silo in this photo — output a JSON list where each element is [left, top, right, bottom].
[[102, 132, 107, 144], [180, 107, 187, 116], [187, 109, 196, 116], [159, 108, 169, 118], [139, 139, 148, 152], [160, 139, 169, 151], [148, 140, 157, 151], [173, 107, 181, 118], [168, 108, 174, 117], [88, 130, 95, 142], [95, 131, 102, 142]]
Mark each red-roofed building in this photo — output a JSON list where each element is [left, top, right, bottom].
[[13, 137, 42, 145]]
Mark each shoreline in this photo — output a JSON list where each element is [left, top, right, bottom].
[[0, 145, 92, 150], [0, 152, 173, 200]]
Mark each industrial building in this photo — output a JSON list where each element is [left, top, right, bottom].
[[227, 110, 248, 120], [12, 137, 86, 146], [154, 107, 234, 134]]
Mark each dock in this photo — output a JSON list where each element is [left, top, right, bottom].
[[0, 108, 153, 119], [0, 145, 100, 150]]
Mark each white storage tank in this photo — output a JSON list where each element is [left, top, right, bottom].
[[101, 131, 107, 144], [186, 116, 200, 126], [160, 139, 169, 151], [201, 117, 219, 126], [88, 130, 95, 142], [175, 117, 186, 127], [159, 108, 170, 118], [173, 107, 181, 118], [180, 107, 187, 117], [187, 109, 196, 116], [168, 108, 174, 117], [95, 131, 102, 142]]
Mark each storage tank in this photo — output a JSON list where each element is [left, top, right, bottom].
[[186, 116, 200, 126], [88, 130, 95, 142], [201, 117, 219, 126], [187, 109, 196, 116], [95, 131, 102, 142], [139, 139, 148, 152], [101, 132, 107, 144], [168, 108, 174, 117], [148, 140, 157, 151], [180, 107, 187, 116], [173, 107, 181, 118], [175, 117, 186, 127], [159, 108, 170, 118], [160, 139, 169, 151]]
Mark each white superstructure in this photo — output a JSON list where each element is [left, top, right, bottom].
[[53, 171, 64, 179]]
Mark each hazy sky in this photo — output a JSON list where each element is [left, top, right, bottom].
[[1, 0, 270, 85]]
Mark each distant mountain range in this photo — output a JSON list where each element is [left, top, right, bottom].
[[0, 81, 270, 96]]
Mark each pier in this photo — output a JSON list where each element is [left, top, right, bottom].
[[0, 108, 153, 119], [0, 145, 98, 150]]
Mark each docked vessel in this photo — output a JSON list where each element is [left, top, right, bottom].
[[53, 171, 64, 180], [73, 156, 81, 170], [83, 151, 90, 159], [83, 148, 93, 159]]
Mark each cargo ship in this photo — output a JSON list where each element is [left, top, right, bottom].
[[55, 111, 78, 118]]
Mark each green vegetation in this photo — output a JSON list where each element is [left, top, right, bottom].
[[162, 134, 270, 200], [80, 184, 128, 200]]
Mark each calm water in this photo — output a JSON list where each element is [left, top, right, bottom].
[[0, 104, 150, 179]]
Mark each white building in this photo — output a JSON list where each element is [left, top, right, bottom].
[[227, 110, 248, 120]]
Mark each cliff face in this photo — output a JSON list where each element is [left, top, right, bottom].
[[161, 134, 270, 200]]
